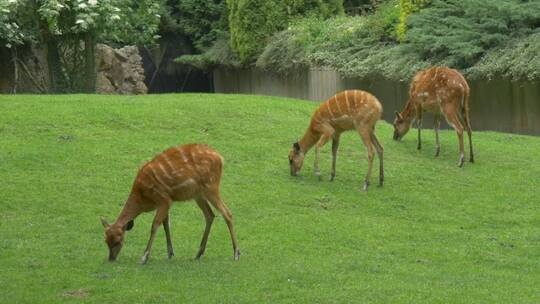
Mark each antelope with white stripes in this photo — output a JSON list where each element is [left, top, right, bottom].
[[288, 90, 384, 191], [101, 144, 240, 264], [393, 66, 474, 167]]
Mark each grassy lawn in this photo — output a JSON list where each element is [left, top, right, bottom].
[[1, 93, 539, 303]]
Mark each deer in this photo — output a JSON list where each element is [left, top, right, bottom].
[[288, 90, 384, 191], [100, 144, 240, 264], [392, 66, 474, 167]]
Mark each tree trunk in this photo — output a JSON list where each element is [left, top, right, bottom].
[[83, 32, 96, 93], [45, 35, 66, 93], [11, 48, 18, 93]]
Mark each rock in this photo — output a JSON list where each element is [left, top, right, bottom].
[[95, 44, 147, 94]]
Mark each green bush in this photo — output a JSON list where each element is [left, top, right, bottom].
[[178, 0, 229, 52], [396, 0, 430, 41], [257, 1, 403, 76], [255, 0, 539, 81], [227, 0, 344, 64], [405, 0, 540, 69], [469, 31, 540, 81], [175, 36, 241, 69]]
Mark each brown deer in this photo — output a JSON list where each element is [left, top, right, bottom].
[[288, 90, 384, 191], [100, 144, 240, 264], [393, 66, 474, 167]]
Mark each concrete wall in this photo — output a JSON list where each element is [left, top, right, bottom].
[[214, 68, 540, 135]]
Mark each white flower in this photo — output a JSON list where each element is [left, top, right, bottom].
[[1, 9, 9, 13], [111, 14, 120, 20], [76, 19, 85, 24], [8, 0, 17, 3], [57, 3, 64, 8], [88, 0, 98, 6], [78, 3, 87, 9], [112, 7, 120, 12], [6, 43, 12, 48]]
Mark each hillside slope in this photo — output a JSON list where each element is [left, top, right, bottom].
[[0, 94, 539, 303]]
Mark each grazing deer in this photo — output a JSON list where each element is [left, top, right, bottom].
[[288, 90, 384, 191], [101, 144, 240, 264], [393, 66, 474, 167]]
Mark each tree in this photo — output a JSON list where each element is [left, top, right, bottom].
[[177, 0, 228, 52], [2, 0, 161, 93]]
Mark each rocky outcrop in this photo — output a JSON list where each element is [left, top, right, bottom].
[[95, 44, 147, 94]]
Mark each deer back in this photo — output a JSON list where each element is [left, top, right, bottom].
[[310, 90, 382, 132], [410, 67, 469, 112], [133, 144, 223, 204]]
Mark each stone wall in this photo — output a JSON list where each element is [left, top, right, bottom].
[[0, 44, 147, 94]]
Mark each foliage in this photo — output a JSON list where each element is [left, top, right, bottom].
[[1, 0, 162, 93], [177, 0, 228, 52], [0, 0, 30, 48], [405, 0, 540, 69], [175, 36, 241, 69], [257, 1, 405, 78], [396, 0, 430, 41], [35, 0, 161, 45], [227, 0, 344, 63], [1, 94, 540, 303], [253, 0, 540, 81], [469, 30, 540, 81]]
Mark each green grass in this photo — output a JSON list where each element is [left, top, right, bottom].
[[1, 93, 539, 303]]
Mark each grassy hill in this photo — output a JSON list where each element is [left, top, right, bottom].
[[1, 93, 539, 303]]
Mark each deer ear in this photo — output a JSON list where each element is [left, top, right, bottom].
[[395, 111, 402, 119], [100, 217, 110, 228], [124, 220, 134, 231]]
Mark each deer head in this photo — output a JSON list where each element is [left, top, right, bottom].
[[393, 111, 411, 141], [288, 142, 304, 176], [101, 218, 133, 261]]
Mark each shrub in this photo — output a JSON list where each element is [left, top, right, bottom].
[[469, 31, 540, 81], [177, 0, 228, 52], [396, 0, 430, 42], [227, 0, 344, 64], [405, 0, 540, 69]]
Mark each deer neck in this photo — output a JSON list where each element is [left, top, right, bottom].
[[114, 193, 142, 227], [298, 127, 319, 154], [400, 99, 416, 123]]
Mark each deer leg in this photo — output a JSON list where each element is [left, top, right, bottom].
[[194, 197, 215, 260], [163, 215, 174, 259], [416, 110, 423, 150], [446, 113, 465, 167], [205, 191, 240, 261], [141, 205, 170, 264], [314, 131, 333, 181], [434, 113, 441, 157], [330, 133, 341, 181], [370, 132, 384, 187], [463, 109, 474, 163], [358, 128, 375, 191]]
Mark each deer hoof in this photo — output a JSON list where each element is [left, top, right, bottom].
[[362, 181, 369, 191], [194, 249, 205, 260], [140, 252, 150, 265], [458, 156, 464, 167], [234, 249, 241, 261], [167, 251, 174, 259], [329, 174, 335, 181], [315, 172, 322, 181], [435, 147, 440, 157]]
